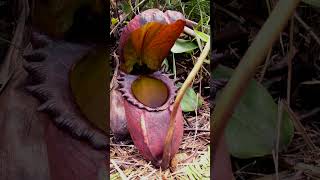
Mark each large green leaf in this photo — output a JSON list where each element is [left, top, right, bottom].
[[177, 82, 203, 112], [213, 65, 294, 158]]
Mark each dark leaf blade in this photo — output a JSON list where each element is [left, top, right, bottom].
[[213, 65, 294, 158]]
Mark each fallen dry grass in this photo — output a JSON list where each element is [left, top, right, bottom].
[[110, 101, 210, 179]]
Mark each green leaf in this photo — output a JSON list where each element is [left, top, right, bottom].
[[171, 39, 198, 54], [161, 58, 170, 72], [303, 0, 320, 8], [194, 30, 210, 42], [111, 18, 119, 25], [177, 82, 203, 112], [213, 65, 294, 158]]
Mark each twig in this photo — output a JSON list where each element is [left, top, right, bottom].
[[215, 3, 246, 24], [259, 0, 281, 83], [173, 54, 176, 81], [259, 48, 273, 82], [279, 33, 285, 56], [110, 0, 147, 35], [110, 144, 135, 147], [128, 0, 137, 16], [0, 0, 28, 93], [0, 36, 23, 50], [259, 0, 273, 82], [282, 100, 318, 151], [191, 91, 199, 152], [269, 0, 286, 57], [183, 26, 196, 37], [294, 13, 320, 46], [274, 99, 283, 180], [184, 128, 209, 132], [184, 19, 210, 30], [111, 159, 128, 180], [160, 38, 210, 169], [110, 52, 120, 90], [185, 19, 198, 28], [299, 107, 320, 120], [287, 17, 295, 106]]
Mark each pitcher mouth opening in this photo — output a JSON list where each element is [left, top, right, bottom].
[[117, 71, 177, 112], [131, 75, 169, 108]]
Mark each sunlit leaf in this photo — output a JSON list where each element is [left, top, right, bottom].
[[171, 39, 198, 54], [121, 20, 185, 73], [213, 65, 294, 158], [194, 30, 210, 42], [111, 18, 119, 25], [70, 46, 108, 133], [177, 82, 203, 112]]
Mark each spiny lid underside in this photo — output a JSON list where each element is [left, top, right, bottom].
[[23, 32, 107, 149]]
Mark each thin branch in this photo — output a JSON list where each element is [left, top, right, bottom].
[[111, 159, 128, 179], [282, 100, 318, 151], [184, 128, 209, 132], [110, 0, 147, 35], [294, 13, 320, 46], [0, 0, 28, 93], [259, 48, 273, 82], [214, 3, 246, 24], [259, 0, 273, 83], [183, 26, 196, 37], [110, 52, 120, 90], [287, 17, 295, 106], [274, 99, 283, 180], [0, 36, 23, 50], [160, 38, 210, 169]]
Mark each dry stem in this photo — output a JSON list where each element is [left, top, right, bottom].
[[160, 38, 210, 169]]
